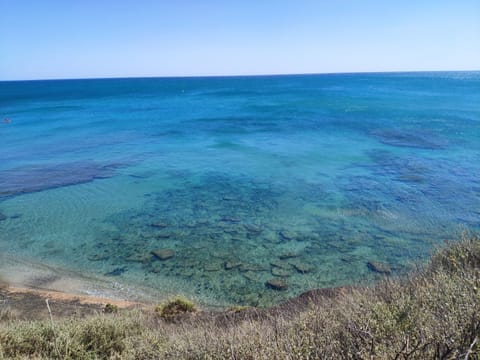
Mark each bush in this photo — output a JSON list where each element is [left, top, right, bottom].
[[429, 231, 480, 273], [155, 296, 197, 321], [104, 303, 119, 314]]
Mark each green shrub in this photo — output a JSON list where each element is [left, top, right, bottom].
[[104, 303, 119, 314], [155, 296, 197, 321], [429, 232, 480, 273]]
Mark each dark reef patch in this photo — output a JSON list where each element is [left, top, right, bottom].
[[370, 128, 447, 149], [0, 161, 126, 198]]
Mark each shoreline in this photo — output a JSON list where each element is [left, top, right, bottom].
[[0, 251, 344, 320], [0, 252, 157, 308], [0, 253, 154, 320], [4, 286, 144, 309], [0, 285, 147, 321]]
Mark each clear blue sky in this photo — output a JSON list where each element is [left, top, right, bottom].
[[1, 0, 479, 80]]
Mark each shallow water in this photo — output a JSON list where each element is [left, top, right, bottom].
[[1, 72, 479, 306]]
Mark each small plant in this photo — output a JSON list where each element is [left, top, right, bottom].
[[103, 303, 119, 314], [429, 232, 480, 273], [155, 296, 197, 320]]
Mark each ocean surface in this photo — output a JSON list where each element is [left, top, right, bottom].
[[1, 72, 479, 306]]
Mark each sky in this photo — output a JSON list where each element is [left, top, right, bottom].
[[1, 0, 479, 80]]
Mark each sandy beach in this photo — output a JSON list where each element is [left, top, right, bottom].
[[0, 253, 155, 320]]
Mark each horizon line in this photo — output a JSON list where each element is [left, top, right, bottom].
[[1, 69, 479, 83]]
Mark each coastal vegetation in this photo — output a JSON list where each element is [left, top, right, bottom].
[[0, 233, 479, 359], [155, 297, 197, 321]]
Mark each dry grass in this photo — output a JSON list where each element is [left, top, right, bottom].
[[1, 233, 479, 359]]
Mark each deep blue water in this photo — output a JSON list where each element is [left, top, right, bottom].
[[1, 72, 479, 306]]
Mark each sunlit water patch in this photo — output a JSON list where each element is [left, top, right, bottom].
[[1, 72, 479, 306]]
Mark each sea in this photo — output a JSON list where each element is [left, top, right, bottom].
[[1, 72, 479, 306]]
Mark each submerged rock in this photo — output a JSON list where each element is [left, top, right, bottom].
[[371, 128, 447, 150], [291, 261, 315, 274], [88, 254, 109, 261], [262, 231, 278, 243], [279, 252, 299, 260], [0, 212, 7, 221], [151, 221, 169, 229], [239, 263, 269, 272], [244, 224, 263, 233], [271, 267, 291, 277], [105, 267, 126, 276], [224, 261, 242, 270], [279, 230, 297, 240], [270, 260, 292, 270], [367, 261, 391, 274], [397, 174, 425, 183], [156, 232, 172, 239], [265, 279, 289, 291], [151, 249, 175, 260], [221, 216, 241, 223], [222, 226, 241, 235], [340, 254, 357, 264], [125, 252, 152, 263], [0, 161, 125, 198], [178, 269, 195, 278], [243, 271, 261, 282]]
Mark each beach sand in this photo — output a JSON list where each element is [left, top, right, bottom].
[[0, 253, 152, 320]]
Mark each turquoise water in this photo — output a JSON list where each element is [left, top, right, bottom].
[[1, 72, 479, 306]]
